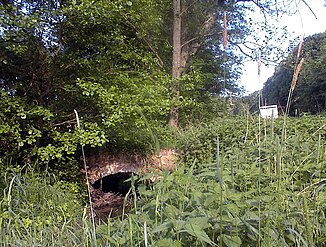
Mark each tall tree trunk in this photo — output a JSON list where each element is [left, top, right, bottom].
[[168, 0, 224, 127], [168, 0, 182, 128]]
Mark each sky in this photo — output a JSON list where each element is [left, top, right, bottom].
[[239, 0, 326, 95]]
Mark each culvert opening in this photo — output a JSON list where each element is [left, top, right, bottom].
[[91, 172, 138, 196]]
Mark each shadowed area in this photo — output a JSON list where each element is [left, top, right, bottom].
[[91, 172, 137, 196]]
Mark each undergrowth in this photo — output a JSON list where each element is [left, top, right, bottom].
[[0, 168, 94, 246], [0, 115, 325, 246]]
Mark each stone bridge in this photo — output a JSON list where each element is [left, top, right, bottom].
[[83, 149, 177, 220], [85, 149, 176, 184]]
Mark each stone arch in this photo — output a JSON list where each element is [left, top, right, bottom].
[[83, 149, 177, 220]]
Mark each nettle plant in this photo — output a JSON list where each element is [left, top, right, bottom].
[[0, 114, 325, 246], [98, 116, 325, 246]]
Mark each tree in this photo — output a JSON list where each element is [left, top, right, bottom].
[[167, 0, 317, 126], [67, 0, 317, 125], [60, 0, 173, 151], [169, 0, 182, 127], [0, 0, 171, 174], [1, 0, 318, 177], [169, 0, 244, 127]]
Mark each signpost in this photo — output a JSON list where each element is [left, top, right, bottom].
[[259, 105, 278, 119]]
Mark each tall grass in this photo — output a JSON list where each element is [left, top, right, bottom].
[[0, 116, 325, 246], [0, 168, 95, 246], [74, 109, 96, 236], [283, 36, 304, 141]]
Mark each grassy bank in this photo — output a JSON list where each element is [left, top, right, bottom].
[[1, 116, 325, 246]]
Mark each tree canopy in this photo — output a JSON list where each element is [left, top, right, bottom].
[[0, 0, 172, 176], [0, 0, 316, 177]]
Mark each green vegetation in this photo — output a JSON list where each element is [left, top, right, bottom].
[[1, 116, 325, 246], [1, 0, 325, 246], [0, 0, 248, 173]]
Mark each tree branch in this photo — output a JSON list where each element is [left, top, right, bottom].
[[141, 35, 166, 69], [301, 0, 317, 19], [181, 11, 220, 69], [181, 33, 216, 49], [230, 41, 280, 65], [180, 0, 200, 16]]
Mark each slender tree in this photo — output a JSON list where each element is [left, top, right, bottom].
[[169, 0, 182, 127], [169, 0, 227, 127]]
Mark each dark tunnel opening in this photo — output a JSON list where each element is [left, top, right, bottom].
[[91, 172, 138, 196]]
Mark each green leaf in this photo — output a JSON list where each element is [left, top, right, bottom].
[[183, 223, 215, 245], [223, 235, 242, 247], [187, 217, 210, 229], [152, 222, 173, 234], [156, 239, 182, 247], [165, 204, 180, 218]]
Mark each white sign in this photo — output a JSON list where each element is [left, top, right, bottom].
[[260, 105, 278, 119]]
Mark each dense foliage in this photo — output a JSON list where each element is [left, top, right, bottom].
[[0, 0, 172, 175], [0, 0, 251, 173], [1, 116, 325, 246], [1, 1, 325, 245], [262, 32, 326, 115], [1, 0, 312, 173]]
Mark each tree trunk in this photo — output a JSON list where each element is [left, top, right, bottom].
[[168, 0, 223, 127], [168, 0, 182, 128]]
